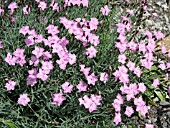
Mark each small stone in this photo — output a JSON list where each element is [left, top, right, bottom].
[[160, 101, 170, 106]]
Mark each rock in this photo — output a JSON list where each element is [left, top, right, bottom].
[[160, 101, 170, 106]]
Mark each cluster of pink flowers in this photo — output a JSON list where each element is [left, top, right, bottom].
[[64, 0, 88, 7], [79, 94, 102, 113], [60, 17, 99, 58], [5, 48, 26, 66], [5, 80, 16, 91]]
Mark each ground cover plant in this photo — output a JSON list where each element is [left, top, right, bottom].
[[0, 0, 170, 127]]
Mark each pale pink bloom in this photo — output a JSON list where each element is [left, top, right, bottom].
[[100, 72, 109, 83], [167, 62, 170, 69], [118, 54, 127, 64], [125, 106, 134, 117], [80, 64, 91, 77], [159, 62, 166, 70], [5, 80, 16, 91], [100, 5, 110, 16], [127, 61, 135, 71], [152, 78, 160, 88], [144, 31, 152, 39], [128, 40, 138, 51], [68, 53, 76, 65], [19, 26, 30, 36], [113, 112, 122, 125], [38, 1, 47, 10], [27, 77, 37, 86], [29, 56, 39, 66], [117, 34, 126, 42], [145, 124, 154, 128], [41, 61, 53, 72], [0, 7, 4, 15], [77, 81, 88, 92], [145, 52, 154, 61], [116, 23, 126, 34], [134, 96, 145, 106], [168, 49, 170, 58], [56, 59, 68, 70], [86, 73, 98, 86], [112, 102, 121, 112], [88, 33, 100, 46], [52, 92, 66, 106], [139, 42, 146, 54], [126, 9, 134, 16], [18, 94, 30, 106], [46, 24, 59, 35], [61, 82, 74, 94], [140, 59, 153, 69], [23, 5, 30, 14], [89, 18, 98, 30], [85, 46, 98, 58], [138, 83, 146, 93], [42, 51, 52, 60], [153, 31, 165, 40], [0, 41, 3, 49], [161, 45, 167, 54], [37, 68, 48, 81], [115, 42, 127, 53], [146, 39, 155, 52], [168, 86, 170, 96], [8, 2, 18, 14], [134, 67, 142, 77], [32, 46, 44, 58], [5, 53, 16, 65]]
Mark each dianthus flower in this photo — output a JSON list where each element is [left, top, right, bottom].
[[113, 112, 122, 125], [118, 54, 127, 64], [100, 5, 110, 16], [5, 80, 16, 91], [38, 1, 47, 10], [52, 92, 66, 106], [100, 72, 109, 83], [152, 78, 160, 88], [23, 5, 30, 14], [77, 81, 88, 92], [86, 73, 98, 85], [0, 7, 4, 15], [18, 94, 30, 106], [61, 82, 74, 94], [125, 106, 134, 117], [8, 2, 18, 14], [85, 46, 98, 58], [32, 46, 44, 58]]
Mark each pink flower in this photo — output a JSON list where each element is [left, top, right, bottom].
[[128, 40, 138, 52], [5, 53, 16, 65], [159, 62, 166, 70], [85, 46, 98, 58], [168, 86, 170, 96], [61, 82, 74, 94], [77, 81, 88, 92], [100, 72, 109, 83], [125, 106, 134, 117], [86, 73, 98, 85], [134, 67, 142, 77], [161, 45, 167, 54], [0, 7, 4, 15], [127, 61, 135, 71], [138, 83, 146, 93], [5, 80, 16, 91], [68, 53, 76, 65], [52, 92, 66, 106], [139, 42, 146, 54], [46, 24, 60, 35], [153, 31, 164, 40], [80, 64, 91, 77], [19, 26, 30, 36], [38, 1, 47, 10], [23, 5, 30, 14], [118, 54, 127, 64], [126, 9, 134, 16], [41, 61, 53, 72], [100, 5, 110, 16], [32, 46, 44, 58], [18, 94, 30, 106], [56, 59, 68, 70], [0, 41, 3, 49], [113, 112, 122, 125], [8, 2, 18, 14], [89, 18, 98, 30], [115, 42, 127, 53], [37, 68, 48, 81], [145, 124, 154, 128], [152, 78, 160, 88]]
